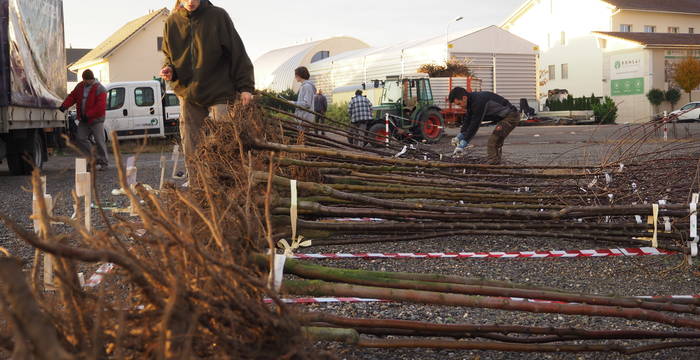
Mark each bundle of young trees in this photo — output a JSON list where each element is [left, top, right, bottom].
[[1, 102, 699, 358]]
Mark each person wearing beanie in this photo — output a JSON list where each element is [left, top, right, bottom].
[[59, 69, 109, 170], [160, 0, 254, 178]]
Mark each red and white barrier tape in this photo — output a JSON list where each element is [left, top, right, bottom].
[[82, 248, 675, 289], [292, 247, 675, 260], [324, 218, 385, 223], [264, 297, 389, 304], [268, 294, 700, 305], [84, 263, 115, 288]]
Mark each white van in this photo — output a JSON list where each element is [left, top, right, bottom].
[[104, 80, 180, 140]]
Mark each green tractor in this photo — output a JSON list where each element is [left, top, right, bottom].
[[365, 75, 446, 146]]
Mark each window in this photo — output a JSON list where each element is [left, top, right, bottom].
[[620, 24, 632, 32], [548, 65, 556, 80], [560, 31, 566, 46], [310, 50, 330, 63], [668, 27, 679, 33], [157, 37, 164, 51], [164, 93, 180, 107], [106, 88, 125, 110], [690, 28, 695, 34], [561, 64, 569, 80], [134, 87, 155, 107], [644, 25, 656, 33]]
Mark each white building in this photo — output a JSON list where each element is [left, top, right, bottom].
[[70, 8, 169, 85], [502, 0, 700, 122], [254, 37, 369, 92], [309, 25, 539, 108]]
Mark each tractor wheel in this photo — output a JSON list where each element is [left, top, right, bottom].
[[418, 109, 445, 144], [367, 123, 390, 148]]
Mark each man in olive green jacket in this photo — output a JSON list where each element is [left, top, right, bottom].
[[161, 0, 254, 179]]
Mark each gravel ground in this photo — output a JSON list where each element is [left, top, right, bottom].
[[0, 148, 185, 264], [299, 235, 700, 360], [2, 127, 700, 359], [296, 126, 700, 359]]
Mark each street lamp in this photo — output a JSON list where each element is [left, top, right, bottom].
[[446, 16, 464, 61]]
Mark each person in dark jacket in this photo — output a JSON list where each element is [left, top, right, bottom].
[[448, 87, 520, 164], [60, 69, 109, 170], [160, 0, 254, 177], [313, 89, 328, 134]]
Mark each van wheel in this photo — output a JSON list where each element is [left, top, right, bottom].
[[7, 130, 43, 175]]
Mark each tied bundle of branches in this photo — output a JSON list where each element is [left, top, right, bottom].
[[418, 58, 472, 78], [0, 104, 330, 359]]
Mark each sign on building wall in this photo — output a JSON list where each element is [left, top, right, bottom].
[[611, 78, 644, 96], [610, 53, 645, 96]]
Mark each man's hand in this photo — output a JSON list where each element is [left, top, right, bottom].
[[240, 92, 252, 106], [58, 105, 66, 113], [160, 66, 174, 81], [452, 140, 473, 156]]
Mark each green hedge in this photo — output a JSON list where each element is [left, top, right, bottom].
[[257, 89, 298, 113], [545, 94, 601, 111], [326, 102, 350, 127]]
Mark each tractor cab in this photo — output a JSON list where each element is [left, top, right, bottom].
[[367, 75, 445, 145]]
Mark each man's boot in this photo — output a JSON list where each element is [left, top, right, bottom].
[[486, 135, 502, 165]]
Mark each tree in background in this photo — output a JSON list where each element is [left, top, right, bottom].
[[674, 57, 700, 102], [646, 88, 664, 114], [418, 58, 472, 77], [665, 88, 682, 110]]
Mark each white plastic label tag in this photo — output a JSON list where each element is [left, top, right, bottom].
[[273, 254, 287, 292]]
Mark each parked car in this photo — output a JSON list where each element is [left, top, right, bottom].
[[670, 102, 700, 122], [103, 80, 180, 141]]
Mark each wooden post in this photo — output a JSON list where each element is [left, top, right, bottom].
[[159, 155, 167, 190], [126, 156, 138, 216], [72, 159, 87, 219], [32, 176, 56, 291], [171, 145, 182, 179], [76, 172, 91, 232]]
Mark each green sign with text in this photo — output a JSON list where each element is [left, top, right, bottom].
[[611, 77, 644, 96]]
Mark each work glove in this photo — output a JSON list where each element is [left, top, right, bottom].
[[452, 140, 470, 156], [58, 105, 66, 113], [451, 133, 466, 146]]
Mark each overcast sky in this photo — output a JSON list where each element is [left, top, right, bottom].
[[64, 0, 524, 61]]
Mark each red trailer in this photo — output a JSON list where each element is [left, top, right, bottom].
[[441, 77, 479, 126]]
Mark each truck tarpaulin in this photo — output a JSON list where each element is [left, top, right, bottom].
[[0, 0, 66, 108]]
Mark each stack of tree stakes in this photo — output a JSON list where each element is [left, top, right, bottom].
[[1, 101, 700, 358]]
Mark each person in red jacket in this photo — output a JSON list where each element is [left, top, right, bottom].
[[60, 70, 109, 170]]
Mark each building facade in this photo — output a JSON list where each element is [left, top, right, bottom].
[[69, 8, 169, 85], [502, 0, 700, 123], [254, 37, 370, 92], [309, 26, 538, 108]]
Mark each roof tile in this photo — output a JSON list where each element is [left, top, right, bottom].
[[604, 0, 700, 14], [594, 32, 700, 46]]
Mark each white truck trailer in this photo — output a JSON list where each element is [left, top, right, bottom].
[[0, 0, 67, 175]]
